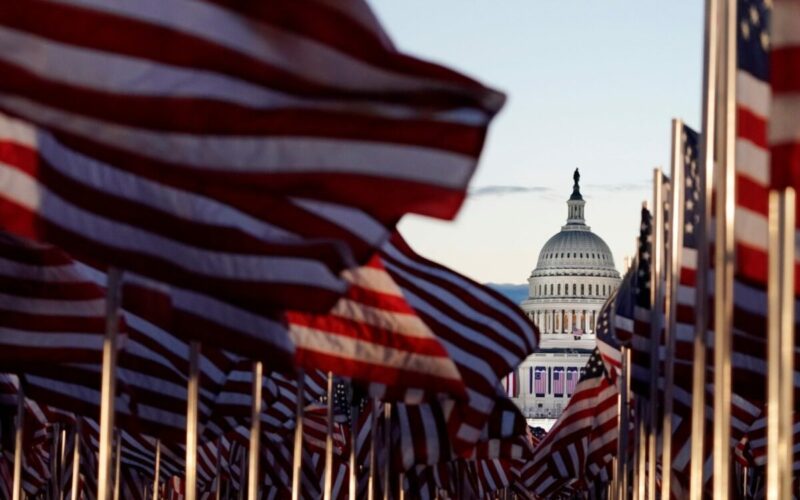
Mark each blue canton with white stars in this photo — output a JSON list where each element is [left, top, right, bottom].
[[682, 125, 701, 249], [579, 348, 607, 382], [634, 207, 652, 309], [738, 0, 771, 81]]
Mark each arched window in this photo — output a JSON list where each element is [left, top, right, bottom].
[[580, 284, 584, 295], [572, 284, 576, 295], [550, 284, 554, 295], [596, 284, 599, 295], [557, 283, 561, 295]]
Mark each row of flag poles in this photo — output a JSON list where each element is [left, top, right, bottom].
[[603, 0, 800, 498], [0, 0, 798, 499]]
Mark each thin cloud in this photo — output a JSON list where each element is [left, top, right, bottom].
[[469, 185, 552, 197], [583, 181, 650, 193]]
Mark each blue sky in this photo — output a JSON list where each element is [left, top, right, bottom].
[[370, 1, 704, 284]]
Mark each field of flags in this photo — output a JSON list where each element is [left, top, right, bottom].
[[0, 0, 797, 499]]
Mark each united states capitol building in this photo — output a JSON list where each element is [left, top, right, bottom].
[[514, 170, 620, 425]]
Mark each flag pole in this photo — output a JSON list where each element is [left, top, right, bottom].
[[690, 0, 719, 496], [323, 371, 335, 500], [636, 401, 647, 500], [291, 369, 306, 500], [367, 398, 379, 500], [712, 0, 736, 497], [648, 167, 665, 500], [382, 402, 392, 500], [60, 427, 67, 500], [153, 439, 161, 500], [767, 188, 796, 499], [247, 361, 263, 500], [98, 267, 122, 500], [186, 341, 201, 500], [349, 400, 359, 500], [113, 432, 122, 500], [72, 421, 82, 500], [661, 119, 684, 500], [12, 380, 23, 500], [616, 346, 630, 500], [779, 190, 795, 500]]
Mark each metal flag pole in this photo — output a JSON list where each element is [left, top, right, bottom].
[[367, 398, 379, 500], [323, 371, 335, 500], [12, 380, 24, 500], [247, 361, 263, 500], [186, 341, 201, 500], [291, 370, 306, 500], [661, 119, 684, 500], [113, 432, 122, 500], [712, 0, 736, 497], [636, 401, 647, 500], [648, 168, 665, 500], [382, 402, 392, 500], [98, 268, 123, 500], [767, 188, 796, 499], [690, 0, 720, 496], [60, 427, 67, 500], [71, 421, 82, 500], [153, 439, 161, 500], [609, 456, 617, 500], [398, 472, 405, 500], [349, 400, 359, 500], [616, 346, 630, 500], [778, 190, 795, 500]]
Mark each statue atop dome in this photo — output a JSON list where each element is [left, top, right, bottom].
[[570, 168, 583, 201]]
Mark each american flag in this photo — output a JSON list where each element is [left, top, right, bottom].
[[769, 0, 800, 192], [552, 368, 564, 397], [379, 232, 538, 455], [595, 287, 621, 379], [533, 367, 547, 397], [0, 0, 504, 315], [521, 349, 618, 497], [566, 367, 579, 397], [287, 253, 467, 402], [629, 206, 654, 399]]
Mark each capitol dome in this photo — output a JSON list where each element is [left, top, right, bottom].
[[520, 169, 621, 342], [513, 170, 622, 421], [535, 231, 616, 273]]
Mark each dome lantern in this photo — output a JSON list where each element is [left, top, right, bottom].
[[566, 168, 586, 227]]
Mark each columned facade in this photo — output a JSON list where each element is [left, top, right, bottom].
[[511, 170, 621, 423]]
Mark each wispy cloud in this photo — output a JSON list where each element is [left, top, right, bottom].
[[583, 180, 651, 193], [469, 185, 552, 197]]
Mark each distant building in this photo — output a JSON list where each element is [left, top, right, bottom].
[[511, 170, 621, 425]]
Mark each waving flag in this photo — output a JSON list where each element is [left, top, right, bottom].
[[288, 254, 466, 402], [379, 232, 538, 454], [521, 349, 618, 498], [0, 0, 505, 315], [769, 0, 800, 192]]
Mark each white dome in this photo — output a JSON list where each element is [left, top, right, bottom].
[[530, 171, 619, 280], [534, 229, 617, 276]]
